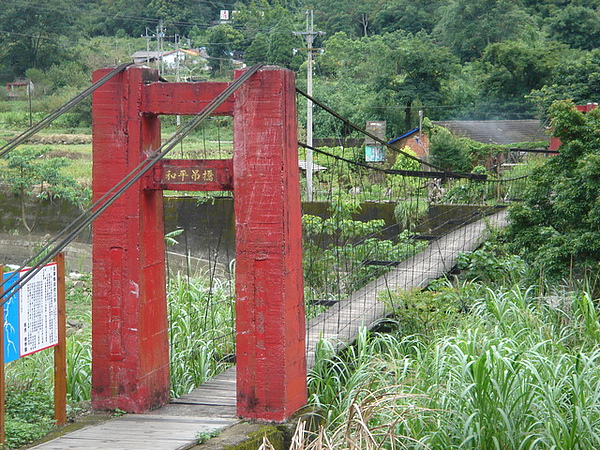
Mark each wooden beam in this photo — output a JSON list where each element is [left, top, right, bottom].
[[54, 253, 67, 426]]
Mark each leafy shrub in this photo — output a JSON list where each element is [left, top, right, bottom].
[[4, 386, 54, 449], [505, 100, 600, 280], [1, 111, 44, 128], [303, 198, 426, 308], [1, 146, 91, 231], [457, 241, 529, 285], [429, 126, 472, 172]]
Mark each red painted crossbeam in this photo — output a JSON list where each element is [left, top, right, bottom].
[[146, 159, 233, 191], [142, 82, 234, 116]]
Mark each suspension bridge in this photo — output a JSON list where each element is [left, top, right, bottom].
[[0, 64, 535, 449]]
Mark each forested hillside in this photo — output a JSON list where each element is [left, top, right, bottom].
[[1, 0, 600, 134]]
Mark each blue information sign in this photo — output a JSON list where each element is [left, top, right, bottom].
[[3, 271, 21, 363], [3, 264, 58, 363]]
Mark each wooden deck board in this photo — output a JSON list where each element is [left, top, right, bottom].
[[31, 209, 506, 449], [30, 415, 237, 450]]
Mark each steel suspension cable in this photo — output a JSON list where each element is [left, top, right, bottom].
[[299, 142, 487, 180], [0, 62, 133, 159], [1, 63, 264, 305], [298, 88, 535, 183]]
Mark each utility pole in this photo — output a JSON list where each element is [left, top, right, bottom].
[[143, 27, 154, 65], [293, 10, 324, 201], [175, 34, 181, 83], [156, 20, 165, 76], [175, 34, 181, 132]]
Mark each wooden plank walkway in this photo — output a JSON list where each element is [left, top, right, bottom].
[[30, 208, 507, 449], [29, 415, 236, 450]]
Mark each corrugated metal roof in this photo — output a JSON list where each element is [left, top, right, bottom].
[[433, 120, 549, 145]]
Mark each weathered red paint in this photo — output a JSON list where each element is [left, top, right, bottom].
[[143, 81, 233, 116], [91, 66, 169, 412], [233, 67, 307, 421], [146, 159, 233, 191], [91, 65, 306, 420]]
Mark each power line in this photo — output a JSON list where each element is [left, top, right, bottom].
[[297, 87, 463, 175], [299, 142, 486, 180], [297, 87, 533, 183], [0, 29, 57, 41]]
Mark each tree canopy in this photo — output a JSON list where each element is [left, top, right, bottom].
[[507, 100, 600, 278], [0, 0, 599, 132]]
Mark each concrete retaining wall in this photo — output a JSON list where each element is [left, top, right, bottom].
[[1, 194, 493, 273]]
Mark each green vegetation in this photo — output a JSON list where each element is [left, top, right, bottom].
[[298, 263, 600, 449], [3, 274, 92, 449], [3, 1, 600, 448], [506, 101, 600, 281], [1, 271, 235, 448], [290, 100, 600, 449], [303, 198, 426, 315], [0, 146, 91, 232], [0, 0, 598, 133], [168, 273, 235, 398]]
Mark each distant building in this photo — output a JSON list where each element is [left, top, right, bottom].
[[131, 48, 206, 68], [6, 78, 33, 100], [432, 120, 549, 146], [388, 127, 430, 159]]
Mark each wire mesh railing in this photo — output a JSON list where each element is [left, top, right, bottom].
[[297, 88, 539, 365]]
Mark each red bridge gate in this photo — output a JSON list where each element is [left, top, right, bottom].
[[91, 65, 306, 421]]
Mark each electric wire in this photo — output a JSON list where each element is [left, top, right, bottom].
[[302, 142, 531, 183], [0, 63, 264, 306], [299, 142, 486, 180], [297, 88, 536, 184]]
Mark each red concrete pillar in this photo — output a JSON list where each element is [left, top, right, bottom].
[[91, 66, 169, 412], [233, 66, 307, 421]]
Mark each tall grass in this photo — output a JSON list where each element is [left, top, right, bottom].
[[301, 284, 600, 449], [1, 271, 235, 448], [168, 272, 235, 397]]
